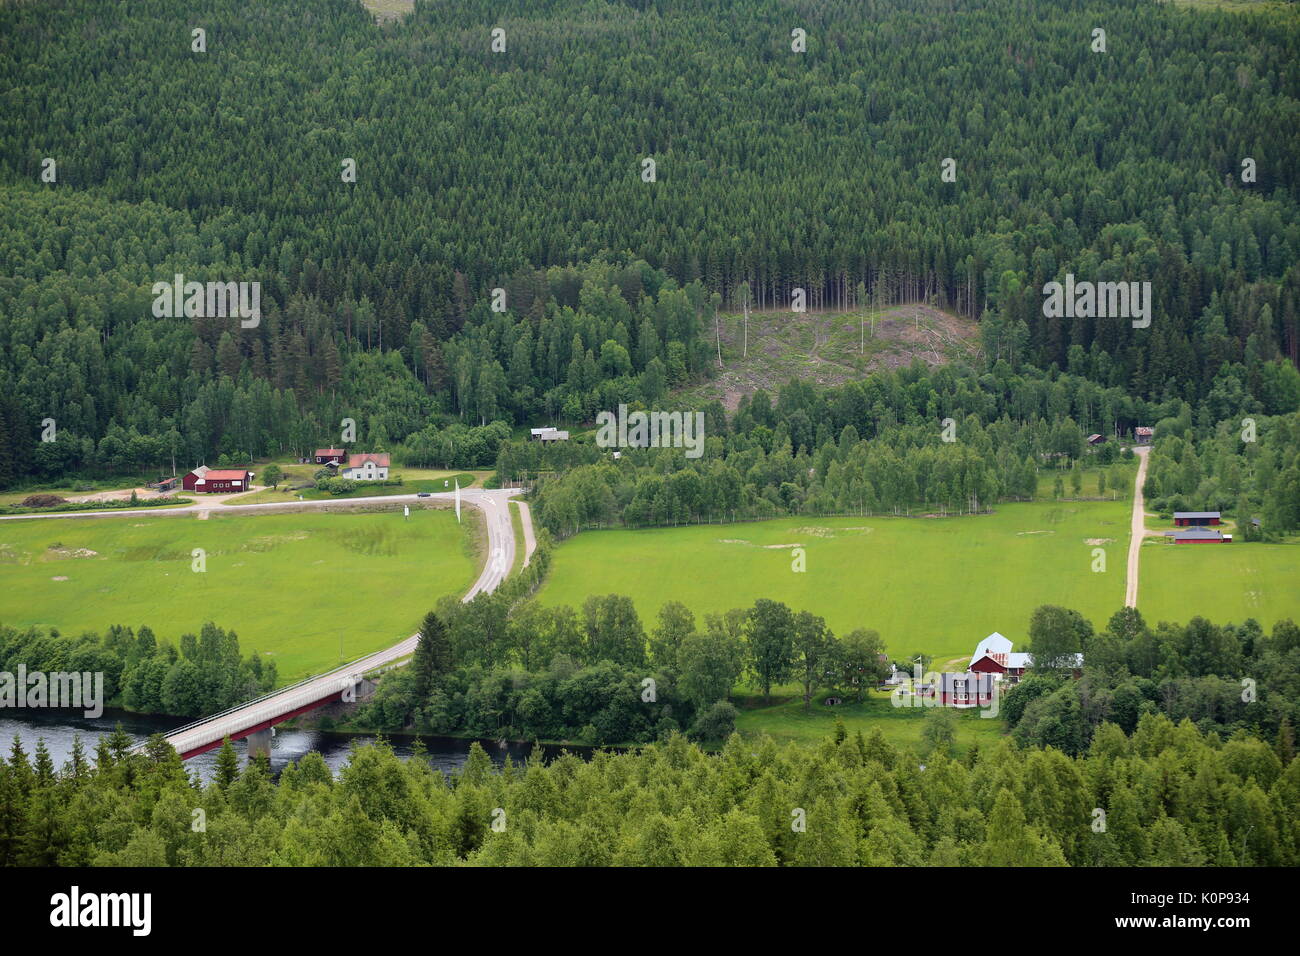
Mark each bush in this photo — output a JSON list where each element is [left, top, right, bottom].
[[690, 700, 738, 741]]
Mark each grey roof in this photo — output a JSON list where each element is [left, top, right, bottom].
[[1166, 528, 1224, 540], [1173, 511, 1220, 519], [939, 672, 994, 693]]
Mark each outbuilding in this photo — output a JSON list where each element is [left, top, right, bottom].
[[183, 468, 251, 493], [1166, 528, 1229, 544], [1173, 511, 1220, 527]]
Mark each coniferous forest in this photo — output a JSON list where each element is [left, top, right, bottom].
[[1, 0, 1298, 482], [1, 0, 1300, 902]]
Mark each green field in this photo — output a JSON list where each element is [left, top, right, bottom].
[[0, 507, 478, 682], [540, 501, 1133, 659], [734, 688, 1006, 754], [1140, 536, 1300, 630]]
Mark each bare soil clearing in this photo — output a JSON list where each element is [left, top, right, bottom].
[[685, 304, 979, 411]]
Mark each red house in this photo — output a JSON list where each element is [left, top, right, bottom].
[[1173, 511, 1220, 527], [314, 448, 346, 465], [937, 672, 995, 708], [182, 467, 251, 493]]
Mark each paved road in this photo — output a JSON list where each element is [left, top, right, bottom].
[[514, 499, 537, 567], [51, 485, 533, 758], [1124, 445, 1152, 608]]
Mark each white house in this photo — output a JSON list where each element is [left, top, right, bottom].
[[341, 452, 390, 480]]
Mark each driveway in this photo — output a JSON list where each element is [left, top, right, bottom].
[[1124, 445, 1153, 608]]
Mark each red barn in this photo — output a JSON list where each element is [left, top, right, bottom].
[[1173, 511, 1220, 527], [183, 467, 250, 493], [314, 448, 346, 465]]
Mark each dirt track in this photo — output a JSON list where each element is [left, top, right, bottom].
[[1124, 446, 1152, 607]]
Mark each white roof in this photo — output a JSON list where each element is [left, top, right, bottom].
[[1006, 652, 1083, 670], [971, 632, 1012, 661]]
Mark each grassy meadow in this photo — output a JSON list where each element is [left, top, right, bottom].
[[1139, 536, 1300, 631], [540, 501, 1134, 660], [733, 688, 1007, 754], [0, 506, 478, 682]]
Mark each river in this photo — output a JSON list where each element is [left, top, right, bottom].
[[0, 708, 581, 782]]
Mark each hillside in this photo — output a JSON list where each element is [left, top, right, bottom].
[[685, 303, 980, 410]]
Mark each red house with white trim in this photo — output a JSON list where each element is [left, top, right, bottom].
[[314, 448, 346, 466], [937, 672, 995, 708]]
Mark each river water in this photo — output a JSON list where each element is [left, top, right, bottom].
[[0, 708, 579, 782]]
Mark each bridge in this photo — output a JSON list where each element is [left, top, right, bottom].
[[131, 486, 525, 760]]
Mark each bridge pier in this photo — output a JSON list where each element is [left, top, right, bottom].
[[246, 728, 273, 761]]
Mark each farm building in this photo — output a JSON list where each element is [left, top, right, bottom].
[[182, 467, 251, 493], [531, 427, 570, 443], [968, 632, 1083, 682], [1135, 426, 1154, 445], [1173, 511, 1220, 526], [1087, 433, 1106, 445], [341, 453, 389, 480], [314, 448, 346, 465], [1166, 528, 1231, 544]]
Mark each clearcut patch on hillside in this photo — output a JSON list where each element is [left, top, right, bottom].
[[684, 304, 980, 411], [361, 0, 414, 22]]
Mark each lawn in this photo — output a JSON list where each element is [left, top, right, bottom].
[[539, 501, 1133, 660], [229, 469, 477, 505], [735, 688, 1006, 755], [0, 506, 479, 682], [1033, 458, 1136, 499], [1139, 536, 1300, 631]]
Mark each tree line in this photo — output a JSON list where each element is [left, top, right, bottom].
[[0, 622, 276, 719], [2, 711, 1295, 865]]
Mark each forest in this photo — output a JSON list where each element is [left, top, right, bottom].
[[2, 712, 1296, 866], [2, 0, 1299, 485], [517, 364, 1300, 536]]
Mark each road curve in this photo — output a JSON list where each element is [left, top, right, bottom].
[[1124, 446, 1152, 608], [113, 487, 526, 758]]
